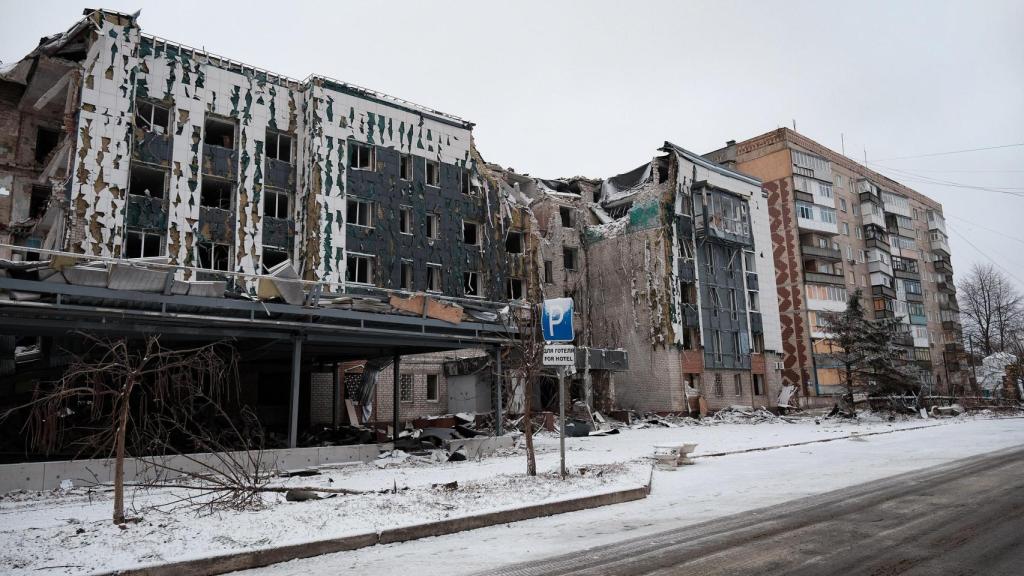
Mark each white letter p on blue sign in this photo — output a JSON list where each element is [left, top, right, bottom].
[[541, 298, 574, 342]]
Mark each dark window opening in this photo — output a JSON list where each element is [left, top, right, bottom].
[[507, 277, 523, 300], [563, 247, 578, 271], [349, 142, 374, 170], [463, 221, 479, 245], [753, 374, 764, 396], [464, 271, 481, 297], [426, 374, 439, 401], [197, 242, 230, 271], [125, 229, 162, 259], [346, 254, 373, 284], [399, 207, 412, 234], [262, 247, 289, 271], [544, 260, 553, 283], [35, 127, 60, 164], [426, 213, 439, 239], [427, 265, 442, 292], [346, 199, 372, 227], [400, 261, 413, 290], [204, 117, 235, 149], [266, 130, 293, 163], [460, 170, 471, 195], [559, 206, 573, 228], [400, 154, 413, 181], [425, 160, 440, 187], [505, 231, 523, 254], [681, 281, 697, 304], [29, 184, 51, 219], [129, 164, 165, 199], [200, 178, 233, 209], [135, 100, 170, 134], [264, 189, 290, 219]]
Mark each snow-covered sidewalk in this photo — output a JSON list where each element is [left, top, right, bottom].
[[0, 413, 1014, 575]]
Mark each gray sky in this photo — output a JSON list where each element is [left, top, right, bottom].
[[3, 0, 1022, 289]]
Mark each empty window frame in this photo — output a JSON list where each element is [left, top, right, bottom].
[[400, 154, 413, 181], [134, 100, 170, 134], [714, 373, 724, 397], [544, 260, 554, 284], [732, 332, 742, 361], [266, 130, 293, 163], [128, 164, 166, 199], [399, 374, 414, 403], [346, 253, 374, 285], [426, 264, 442, 292], [505, 230, 523, 254], [507, 277, 523, 300], [425, 159, 440, 187], [400, 260, 414, 290], [748, 290, 760, 312], [460, 170, 472, 195], [463, 220, 479, 245], [399, 206, 412, 235], [204, 116, 236, 149], [34, 127, 60, 164], [559, 206, 573, 228], [264, 189, 290, 218], [463, 271, 482, 297], [29, 185, 51, 219], [729, 289, 738, 318], [124, 228, 162, 259], [752, 332, 764, 354], [734, 374, 743, 396], [349, 142, 375, 170], [197, 241, 231, 271], [426, 374, 439, 402], [347, 198, 372, 227], [262, 247, 289, 271], [426, 213, 440, 239], [713, 330, 723, 362], [200, 178, 233, 209], [563, 247, 578, 271]]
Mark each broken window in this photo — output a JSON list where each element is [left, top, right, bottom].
[[681, 281, 697, 304], [463, 271, 482, 297], [563, 247, 578, 271], [129, 164, 166, 199], [748, 290, 760, 312], [680, 240, 694, 262], [744, 251, 756, 272], [197, 241, 230, 271], [400, 260, 413, 290], [713, 373, 723, 396], [426, 374, 439, 402], [734, 374, 743, 396], [426, 213, 440, 239], [29, 184, 51, 219], [426, 264, 442, 292], [559, 206, 573, 228], [505, 231, 523, 254], [349, 142, 374, 170], [200, 178, 233, 210], [262, 247, 289, 271], [425, 159, 440, 187], [399, 206, 412, 235], [463, 221, 479, 245], [266, 130, 293, 163], [347, 198, 372, 227], [733, 332, 742, 361], [709, 287, 722, 309], [264, 189, 290, 219], [507, 277, 523, 300], [752, 374, 764, 396], [346, 253, 374, 285], [400, 154, 413, 181], [544, 260, 554, 284], [134, 100, 169, 134], [704, 243, 715, 270], [35, 127, 60, 164], [460, 170, 471, 195], [204, 116, 236, 149], [752, 333, 764, 354], [399, 374, 414, 403], [729, 289, 738, 319], [124, 228, 162, 259]]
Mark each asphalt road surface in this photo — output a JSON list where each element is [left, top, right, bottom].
[[479, 446, 1024, 576]]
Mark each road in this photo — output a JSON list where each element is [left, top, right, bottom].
[[479, 446, 1024, 576]]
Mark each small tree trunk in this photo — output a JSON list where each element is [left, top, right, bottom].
[[845, 362, 856, 417], [523, 373, 536, 476], [112, 379, 134, 524]]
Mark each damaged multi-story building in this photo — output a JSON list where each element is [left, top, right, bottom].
[[707, 129, 970, 399]]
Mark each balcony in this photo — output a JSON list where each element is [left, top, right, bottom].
[[801, 244, 842, 261], [749, 311, 763, 334], [202, 143, 239, 180], [704, 352, 752, 370], [682, 304, 700, 327], [805, 271, 846, 286], [934, 260, 953, 274], [928, 215, 947, 234], [942, 319, 961, 331], [797, 216, 838, 235], [945, 342, 966, 355], [910, 314, 928, 325], [930, 236, 951, 256], [905, 291, 924, 303], [937, 281, 956, 294], [868, 259, 893, 276], [893, 333, 914, 347], [864, 237, 891, 253], [872, 284, 896, 299], [861, 211, 887, 229], [939, 297, 960, 312]]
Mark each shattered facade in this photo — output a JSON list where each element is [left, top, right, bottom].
[[706, 129, 970, 397]]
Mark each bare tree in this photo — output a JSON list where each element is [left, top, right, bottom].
[[503, 304, 543, 476], [958, 263, 1024, 356]]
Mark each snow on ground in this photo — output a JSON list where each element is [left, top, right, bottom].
[[232, 414, 1024, 576], [0, 413, 1017, 575]]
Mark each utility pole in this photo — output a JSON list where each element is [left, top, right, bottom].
[[558, 365, 566, 479], [968, 334, 978, 391]]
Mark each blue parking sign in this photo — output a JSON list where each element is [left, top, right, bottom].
[[541, 298, 574, 342]]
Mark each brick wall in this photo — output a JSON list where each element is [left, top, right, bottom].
[[372, 349, 489, 424]]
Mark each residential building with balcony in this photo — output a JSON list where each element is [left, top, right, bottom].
[[706, 129, 969, 397]]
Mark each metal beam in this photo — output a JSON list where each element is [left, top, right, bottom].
[[495, 346, 503, 436], [288, 335, 302, 449]]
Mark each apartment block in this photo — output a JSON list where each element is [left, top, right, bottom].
[[706, 129, 968, 397]]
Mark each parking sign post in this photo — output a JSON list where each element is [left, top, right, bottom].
[[541, 298, 574, 480]]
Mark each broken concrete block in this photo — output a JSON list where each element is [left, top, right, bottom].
[[257, 260, 304, 305]]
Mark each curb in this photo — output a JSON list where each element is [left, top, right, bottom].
[[101, 484, 649, 576]]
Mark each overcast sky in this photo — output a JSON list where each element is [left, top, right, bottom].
[[2, 0, 1022, 289]]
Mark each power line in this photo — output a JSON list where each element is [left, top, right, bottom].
[[869, 143, 1024, 162], [947, 215, 1024, 247], [866, 163, 1024, 198], [947, 223, 1024, 288]]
